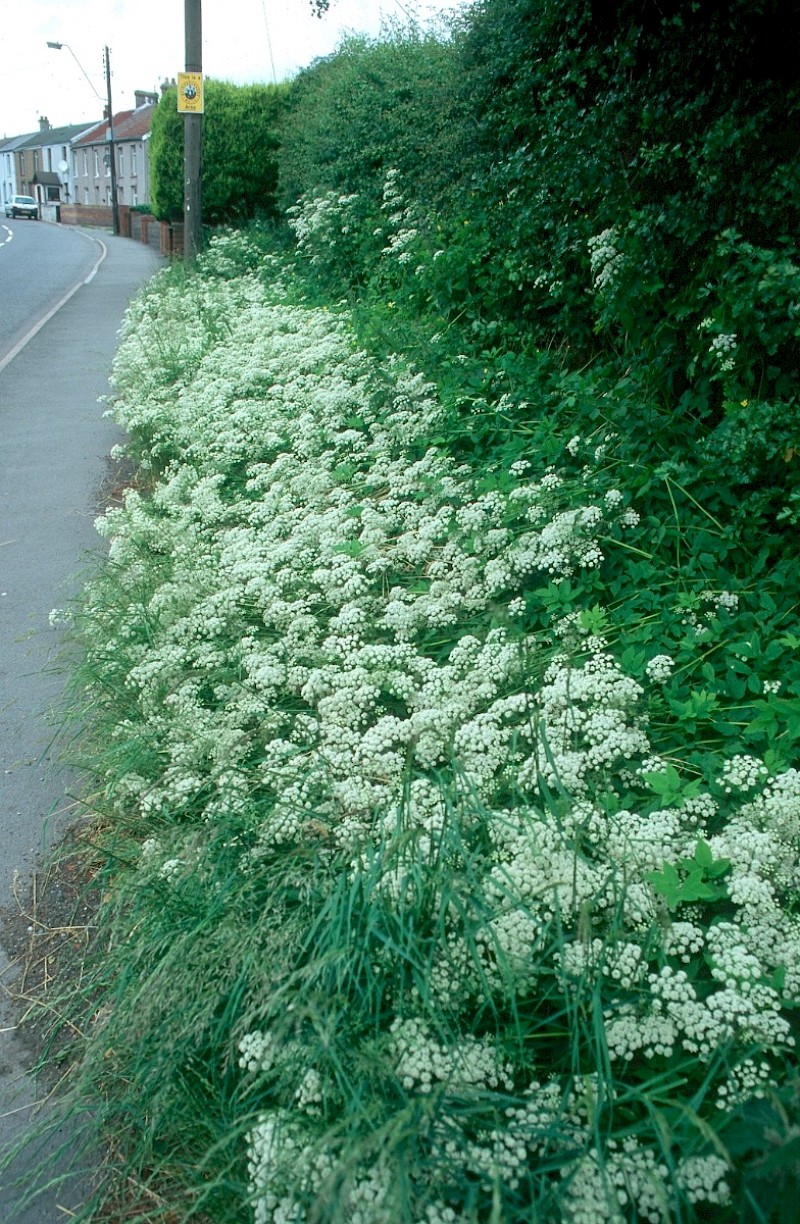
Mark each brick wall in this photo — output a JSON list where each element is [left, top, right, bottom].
[[58, 203, 180, 260], [59, 204, 132, 234], [139, 214, 162, 254], [161, 221, 184, 258], [59, 204, 112, 228]]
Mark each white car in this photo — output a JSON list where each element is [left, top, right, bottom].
[[4, 195, 39, 220]]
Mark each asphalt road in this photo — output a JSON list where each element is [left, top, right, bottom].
[[0, 219, 102, 368], [0, 224, 162, 1220]]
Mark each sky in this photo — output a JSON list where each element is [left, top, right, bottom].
[[1, 0, 466, 139]]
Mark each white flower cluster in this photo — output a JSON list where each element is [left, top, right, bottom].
[[558, 938, 647, 992], [561, 1140, 730, 1223], [93, 251, 799, 1222], [606, 958, 794, 1064], [390, 1017, 514, 1094], [522, 644, 649, 796], [715, 1056, 773, 1109], [248, 1109, 430, 1224], [588, 227, 626, 294], [708, 331, 738, 372], [663, 920, 705, 963], [100, 275, 643, 838], [377, 168, 420, 265], [246, 1112, 330, 1224], [719, 753, 768, 793], [698, 318, 739, 374], [286, 189, 363, 269], [239, 1030, 279, 1075], [196, 230, 284, 283], [645, 654, 674, 683], [709, 588, 739, 613]]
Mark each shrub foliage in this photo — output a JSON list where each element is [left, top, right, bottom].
[[149, 79, 287, 224]]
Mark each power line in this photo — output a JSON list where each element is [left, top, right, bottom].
[[388, 0, 419, 24], [260, 0, 278, 85]]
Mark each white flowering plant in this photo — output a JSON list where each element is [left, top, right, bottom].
[[45, 228, 800, 1224]]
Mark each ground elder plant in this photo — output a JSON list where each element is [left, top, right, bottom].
[[55, 230, 800, 1222]]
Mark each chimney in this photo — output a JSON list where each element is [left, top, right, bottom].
[[135, 90, 159, 109], [39, 116, 52, 132], [161, 78, 176, 96]]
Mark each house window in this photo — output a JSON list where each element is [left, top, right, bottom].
[[33, 151, 39, 172], [94, 149, 100, 177], [131, 145, 137, 175], [84, 188, 89, 204], [131, 187, 138, 207], [83, 150, 88, 176], [46, 148, 52, 171], [117, 146, 124, 176], [19, 152, 26, 175]]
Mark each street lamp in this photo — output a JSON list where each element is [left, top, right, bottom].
[[47, 40, 120, 236], [46, 41, 103, 102]]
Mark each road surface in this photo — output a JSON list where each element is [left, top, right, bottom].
[[0, 221, 162, 1220]]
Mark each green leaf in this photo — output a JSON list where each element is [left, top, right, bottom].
[[693, 840, 713, 869]]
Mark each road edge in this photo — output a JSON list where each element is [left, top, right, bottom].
[[0, 229, 108, 377]]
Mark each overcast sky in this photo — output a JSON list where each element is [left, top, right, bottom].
[[2, 0, 465, 139]]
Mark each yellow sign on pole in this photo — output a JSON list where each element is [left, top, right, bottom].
[[177, 72, 204, 113]]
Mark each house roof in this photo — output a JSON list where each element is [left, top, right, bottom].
[[15, 122, 99, 150], [72, 113, 131, 147], [32, 171, 62, 187], [72, 103, 156, 148], [2, 99, 156, 154], [116, 105, 157, 140], [0, 131, 38, 152]]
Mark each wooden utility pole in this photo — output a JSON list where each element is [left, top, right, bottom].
[[183, 0, 203, 263], [104, 46, 120, 236]]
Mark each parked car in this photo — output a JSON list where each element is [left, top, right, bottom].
[[4, 195, 39, 220]]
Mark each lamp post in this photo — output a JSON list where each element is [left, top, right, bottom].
[[47, 40, 119, 235]]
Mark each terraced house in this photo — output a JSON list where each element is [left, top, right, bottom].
[[70, 89, 159, 211], [12, 118, 99, 214], [1, 132, 35, 209]]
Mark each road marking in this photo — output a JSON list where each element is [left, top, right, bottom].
[[0, 231, 107, 376]]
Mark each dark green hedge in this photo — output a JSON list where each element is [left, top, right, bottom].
[[149, 79, 287, 225]]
